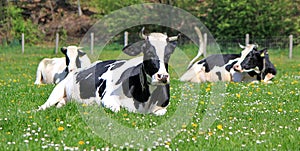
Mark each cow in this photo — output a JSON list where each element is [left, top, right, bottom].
[[34, 46, 91, 85], [37, 28, 179, 116], [180, 43, 260, 83], [233, 47, 277, 83]]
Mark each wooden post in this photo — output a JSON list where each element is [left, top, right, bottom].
[[245, 34, 249, 45], [21, 33, 24, 54], [203, 33, 207, 57], [289, 35, 293, 59], [124, 31, 128, 47], [55, 33, 59, 54], [90, 32, 94, 54]]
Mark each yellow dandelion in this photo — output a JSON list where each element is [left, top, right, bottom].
[[58, 126, 64, 131], [78, 140, 84, 145], [236, 93, 241, 98], [165, 141, 171, 146], [200, 101, 205, 105], [26, 110, 31, 114], [192, 123, 198, 128], [267, 92, 273, 95], [229, 117, 233, 120], [278, 108, 283, 112], [208, 131, 213, 136], [29, 116, 33, 119], [6, 132, 11, 135], [82, 103, 87, 107], [182, 124, 187, 129], [206, 87, 211, 92], [217, 124, 223, 130], [249, 118, 253, 121]]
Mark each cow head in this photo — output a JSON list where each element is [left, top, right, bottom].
[[61, 46, 86, 72], [238, 48, 268, 73], [122, 28, 178, 85], [233, 44, 258, 71]]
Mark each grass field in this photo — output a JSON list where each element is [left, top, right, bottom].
[[0, 44, 299, 150]]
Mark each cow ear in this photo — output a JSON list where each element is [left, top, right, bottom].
[[61, 47, 67, 54], [78, 50, 86, 57], [260, 48, 268, 57], [122, 41, 144, 56]]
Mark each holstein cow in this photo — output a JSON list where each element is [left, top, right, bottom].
[[37, 29, 179, 116], [234, 47, 277, 83], [34, 46, 91, 84]]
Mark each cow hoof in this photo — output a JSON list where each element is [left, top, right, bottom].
[[153, 109, 167, 116]]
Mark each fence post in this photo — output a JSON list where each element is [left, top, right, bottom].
[[124, 31, 128, 47], [289, 35, 293, 59], [21, 33, 24, 54], [55, 33, 59, 54], [203, 33, 207, 57], [245, 34, 249, 45], [90, 32, 94, 54]]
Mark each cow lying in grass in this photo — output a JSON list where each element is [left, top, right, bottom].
[[37, 29, 179, 116], [34, 46, 91, 84], [233, 47, 277, 83]]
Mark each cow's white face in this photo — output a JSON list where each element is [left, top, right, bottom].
[[122, 32, 177, 85], [61, 46, 85, 72]]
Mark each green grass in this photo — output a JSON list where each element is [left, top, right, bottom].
[[0, 44, 299, 150]]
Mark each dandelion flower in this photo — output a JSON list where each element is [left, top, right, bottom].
[[278, 108, 283, 112], [57, 126, 64, 131], [78, 140, 84, 145], [217, 124, 223, 130], [236, 93, 241, 98]]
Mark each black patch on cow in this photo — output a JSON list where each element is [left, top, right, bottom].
[[150, 85, 170, 107], [216, 71, 222, 81], [111, 61, 125, 70], [75, 54, 81, 68], [75, 60, 117, 99], [198, 54, 240, 72], [118, 64, 151, 103]]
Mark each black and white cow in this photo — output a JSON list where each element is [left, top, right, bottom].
[[37, 29, 179, 116], [180, 44, 259, 82], [234, 47, 277, 83], [34, 46, 91, 84]]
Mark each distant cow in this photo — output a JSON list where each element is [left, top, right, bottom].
[[37, 29, 179, 116], [180, 44, 259, 82], [233, 47, 277, 83], [34, 46, 91, 84]]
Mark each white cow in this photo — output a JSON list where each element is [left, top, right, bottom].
[[34, 46, 91, 84]]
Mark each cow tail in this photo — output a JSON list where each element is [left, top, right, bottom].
[[187, 26, 204, 69]]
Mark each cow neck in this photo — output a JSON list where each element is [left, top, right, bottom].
[[141, 64, 152, 88]]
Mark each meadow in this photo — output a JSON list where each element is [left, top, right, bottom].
[[0, 44, 299, 150]]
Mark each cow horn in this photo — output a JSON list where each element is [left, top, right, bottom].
[[140, 27, 147, 40], [168, 34, 179, 41], [238, 43, 245, 49]]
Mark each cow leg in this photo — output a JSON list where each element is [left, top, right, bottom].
[[152, 106, 167, 116], [37, 79, 67, 110], [101, 96, 120, 112]]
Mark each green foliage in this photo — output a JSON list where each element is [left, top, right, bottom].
[[1, 5, 43, 45], [202, 0, 298, 39]]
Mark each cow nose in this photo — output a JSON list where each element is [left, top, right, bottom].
[[157, 73, 169, 83], [234, 64, 242, 72]]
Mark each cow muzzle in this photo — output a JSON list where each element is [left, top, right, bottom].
[[233, 64, 243, 72], [152, 73, 170, 84]]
